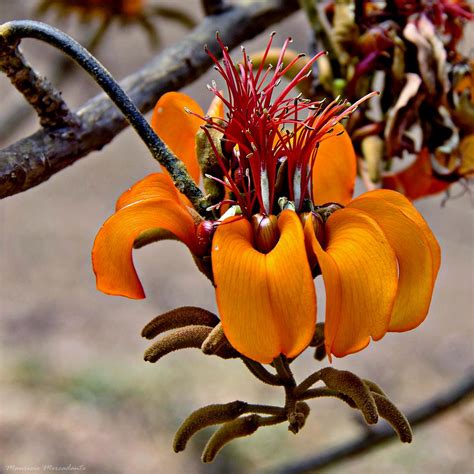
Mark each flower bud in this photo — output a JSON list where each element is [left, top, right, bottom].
[[196, 220, 216, 255], [251, 214, 280, 254]]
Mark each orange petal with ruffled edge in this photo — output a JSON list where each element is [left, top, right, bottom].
[[312, 123, 357, 205], [357, 189, 441, 282], [382, 149, 450, 201], [349, 193, 437, 331], [93, 199, 198, 299], [305, 208, 398, 357], [116, 173, 183, 211], [151, 92, 203, 184], [212, 210, 316, 363]]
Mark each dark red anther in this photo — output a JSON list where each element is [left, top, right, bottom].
[[196, 220, 216, 255], [251, 214, 280, 254]]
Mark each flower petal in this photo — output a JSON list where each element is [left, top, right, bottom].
[[382, 149, 450, 201], [151, 92, 204, 184], [305, 208, 398, 357], [93, 199, 198, 299], [349, 194, 437, 331], [312, 123, 357, 205], [212, 210, 316, 363], [355, 189, 441, 282], [116, 173, 182, 211]]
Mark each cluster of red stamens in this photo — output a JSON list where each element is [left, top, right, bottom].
[[195, 34, 376, 218]]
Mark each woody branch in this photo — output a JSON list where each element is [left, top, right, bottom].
[[0, 0, 299, 200]]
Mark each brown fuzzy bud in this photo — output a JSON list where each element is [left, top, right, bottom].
[[201, 325, 240, 360], [319, 367, 378, 424], [251, 214, 280, 253], [201, 414, 261, 463], [141, 307, 219, 339], [288, 401, 311, 434], [143, 325, 212, 363], [373, 393, 412, 443], [363, 379, 387, 397], [201, 322, 226, 355], [173, 401, 248, 453]]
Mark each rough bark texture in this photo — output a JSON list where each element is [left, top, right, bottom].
[[0, 36, 78, 129]]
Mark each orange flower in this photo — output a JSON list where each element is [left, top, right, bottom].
[[93, 36, 440, 364]]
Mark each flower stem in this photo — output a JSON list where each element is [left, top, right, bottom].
[[0, 20, 207, 212], [273, 355, 295, 387], [241, 357, 283, 386]]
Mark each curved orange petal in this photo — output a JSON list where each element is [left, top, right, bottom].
[[382, 149, 450, 201], [151, 92, 203, 184], [305, 208, 398, 358], [348, 194, 436, 331], [212, 210, 316, 363], [116, 173, 182, 211], [355, 189, 441, 282], [312, 123, 357, 205], [93, 199, 198, 299]]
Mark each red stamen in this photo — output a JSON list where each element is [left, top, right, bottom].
[[200, 35, 376, 217]]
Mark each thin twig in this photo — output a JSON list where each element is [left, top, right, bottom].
[[0, 29, 78, 129], [0, 0, 299, 200], [274, 372, 474, 473]]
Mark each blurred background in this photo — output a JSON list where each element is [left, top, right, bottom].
[[0, 1, 472, 473]]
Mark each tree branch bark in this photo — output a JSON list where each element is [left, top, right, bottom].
[[0, 0, 299, 199], [275, 372, 474, 473]]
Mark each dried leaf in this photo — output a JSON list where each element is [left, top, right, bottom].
[[385, 73, 423, 157]]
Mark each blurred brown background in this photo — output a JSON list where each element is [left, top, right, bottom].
[[0, 1, 472, 473]]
